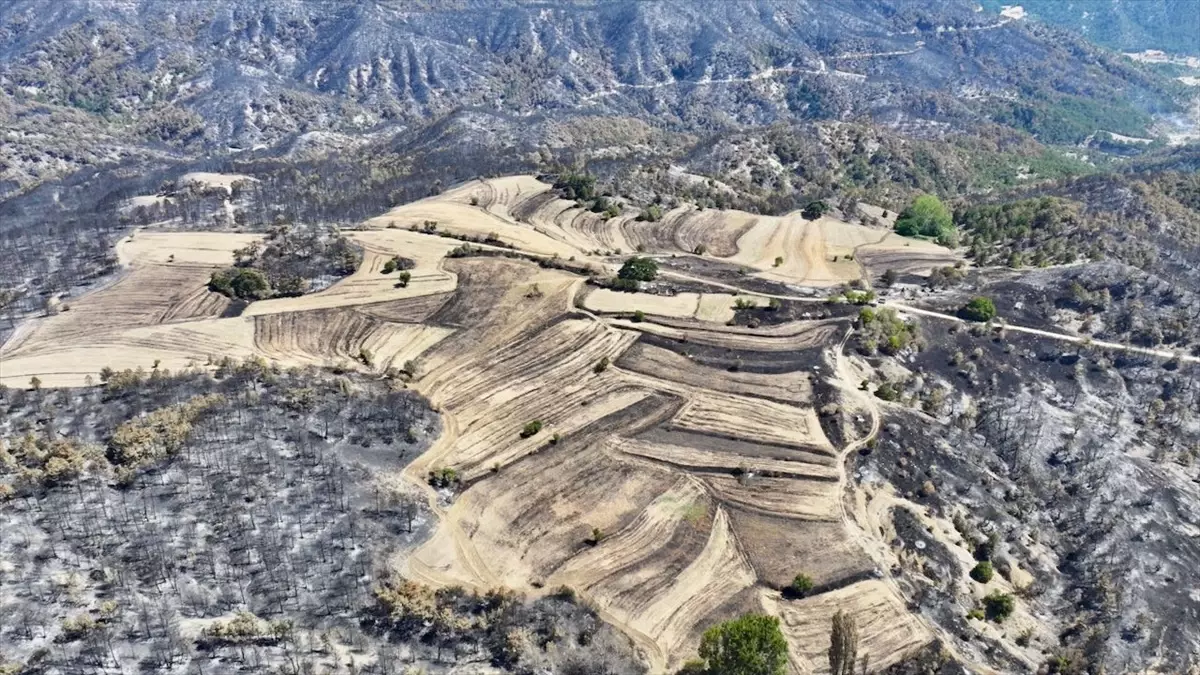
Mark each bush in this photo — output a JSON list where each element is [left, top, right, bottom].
[[618, 256, 659, 282], [874, 381, 901, 402], [427, 467, 460, 488], [787, 573, 814, 598], [960, 297, 997, 322], [970, 561, 994, 584], [801, 200, 830, 220], [639, 204, 664, 222], [520, 420, 544, 438], [610, 277, 641, 292], [396, 271, 411, 288], [983, 591, 1015, 622], [631, 310, 646, 323], [593, 356, 610, 374]]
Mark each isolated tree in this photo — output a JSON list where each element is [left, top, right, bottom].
[[828, 610, 858, 675], [698, 614, 788, 675], [801, 200, 830, 220], [618, 256, 658, 282]]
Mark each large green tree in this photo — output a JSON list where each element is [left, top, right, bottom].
[[894, 194, 956, 245], [617, 256, 659, 282], [698, 614, 788, 675]]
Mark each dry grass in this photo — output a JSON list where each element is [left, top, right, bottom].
[[583, 289, 765, 324], [5, 176, 948, 672]]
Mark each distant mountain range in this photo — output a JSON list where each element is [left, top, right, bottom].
[[0, 0, 1189, 196]]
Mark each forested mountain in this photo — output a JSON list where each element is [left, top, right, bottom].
[[0, 0, 1188, 196], [981, 0, 1200, 55]]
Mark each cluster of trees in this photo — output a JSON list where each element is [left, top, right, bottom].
[[684, 610, 863, 675], [856, 307, 918, 355], [955, 197, 1091, 268], [893, 195, 958, 247], [990, 93, 1152, 146], [210, 227, 362, 300]]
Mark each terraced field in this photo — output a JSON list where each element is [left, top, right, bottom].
[[368, 176, 954, 286], [1, 175, 961, 673]]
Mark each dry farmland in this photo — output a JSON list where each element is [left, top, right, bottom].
[[1, 175, 963, 673]]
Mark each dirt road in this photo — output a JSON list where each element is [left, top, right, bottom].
[[658, 270, 1199, 364]]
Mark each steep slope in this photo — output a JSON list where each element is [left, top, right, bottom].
[[0, 0, 1186, 195]]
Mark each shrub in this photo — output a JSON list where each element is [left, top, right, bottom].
[[773, 256, 784, 267], [427, 467, 460, 488], [631, 310, 646, 323], [801, 200, 830, 220], [734, 298, 757, 310], [960, 297, 997, 322], [396, 271, 411, 287], [520, 420, 543, 438], [787, 574, 814, 598], [593, 356, 610, 374], [983, 591, 1015, 622], [618, 256, 659, 282], [639, 204, 664, 222], [874, 382, 901, 402], [610, 277, 641, 291], [970, 561, 994, 584]]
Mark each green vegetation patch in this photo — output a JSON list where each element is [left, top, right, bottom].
[[894, 194, 957, 246], [617, 256, 659, 282], [991, 93, 1154, 146], [697, 614, 789, 675], [959, 297, 997, 323]]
